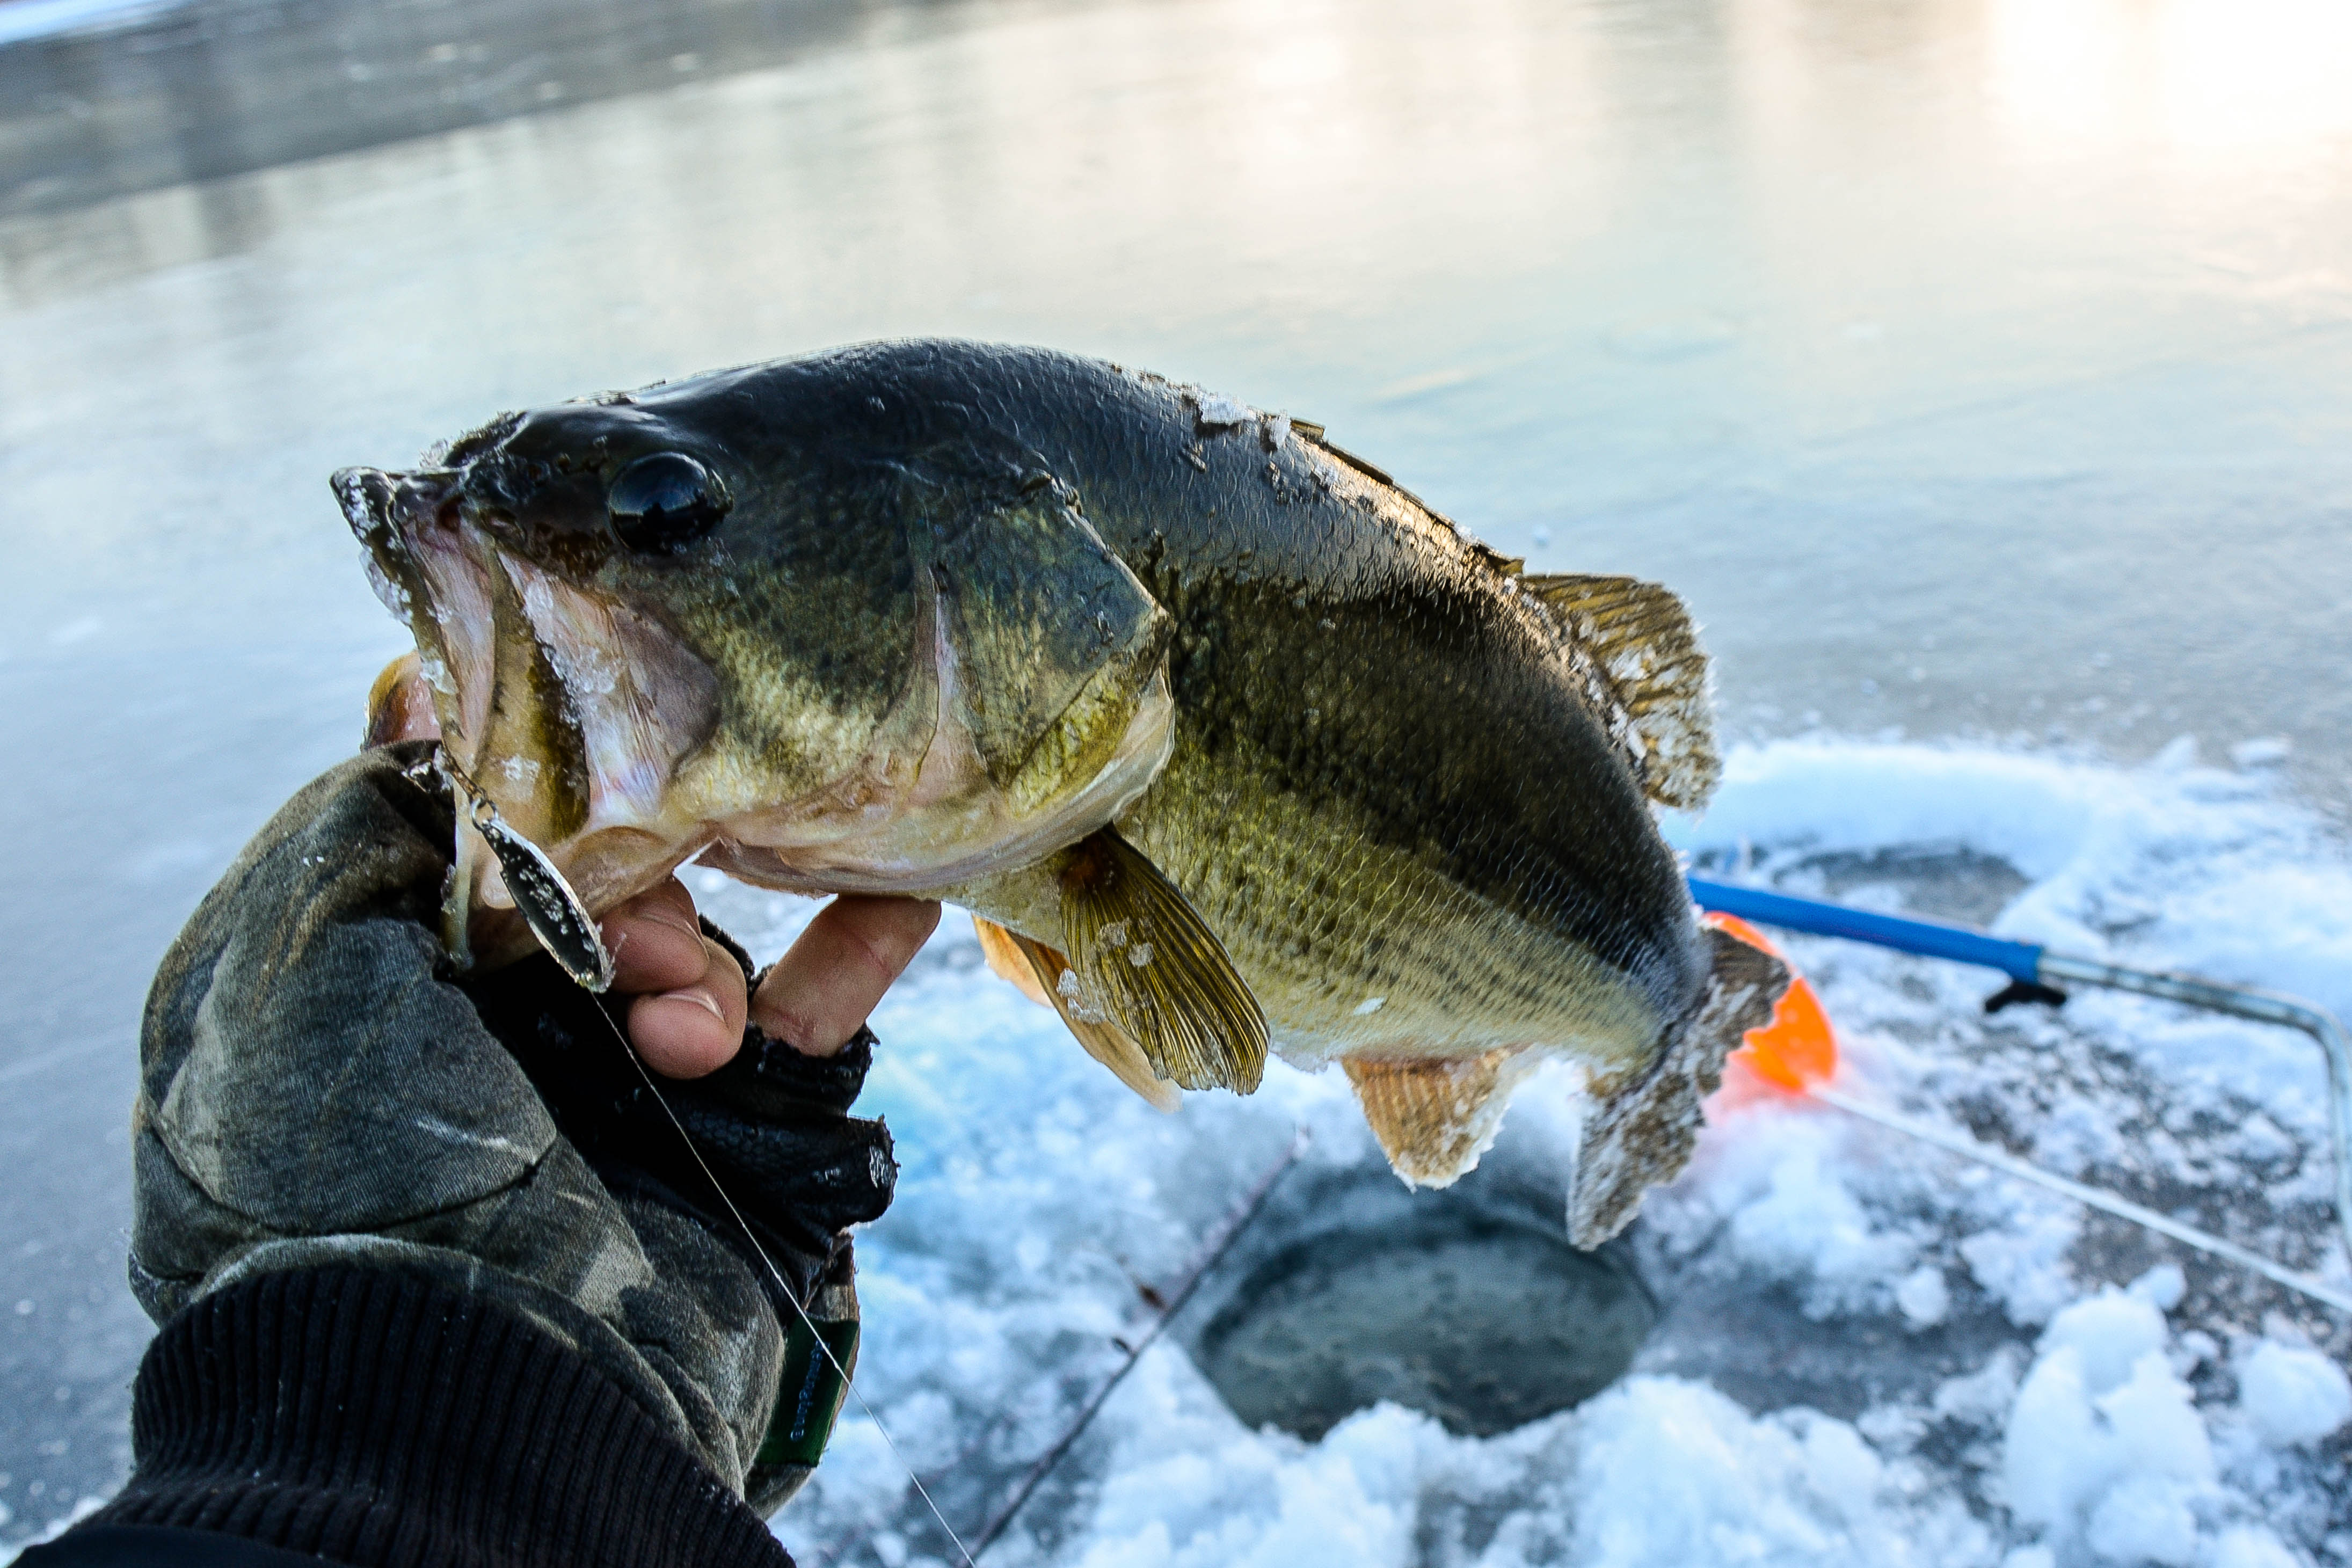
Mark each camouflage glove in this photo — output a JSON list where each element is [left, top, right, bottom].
[[129, 742, 895, 1510]]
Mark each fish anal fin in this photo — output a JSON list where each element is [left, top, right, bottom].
[[1568, 926, 1788, 1247], [1005, 927, 1181, 1113], [1523, 573, 1719, 811], [1343, 1047, 1539, 1187], [1058, 828, 1269, 1094], [974, 916, 1054, 1007]]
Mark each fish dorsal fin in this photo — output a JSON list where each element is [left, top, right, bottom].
[[1057, 828, 1268, 1094], [988, 920, 1181, 1112], [1343, 1047, 1540, 1187], [1523, 573, 1719, 811]]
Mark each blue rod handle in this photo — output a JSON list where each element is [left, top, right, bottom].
[[1687, 875, 2046, 983]]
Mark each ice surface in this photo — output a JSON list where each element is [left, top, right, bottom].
[[754, 739, 2352, 1568]]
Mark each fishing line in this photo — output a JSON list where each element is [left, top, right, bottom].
[[1812, 1082, 2352, 1315], [431, 750, 981, 1568], [591, 1004, 982, 1568]]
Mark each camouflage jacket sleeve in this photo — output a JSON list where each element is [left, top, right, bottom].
[[126, 743, 894, 1507]]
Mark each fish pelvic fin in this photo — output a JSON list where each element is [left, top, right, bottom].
[[1001, 925, 1181, 1113], [974, 916, 1055, 1007], [1057, 827, 1269, 1094], [1524, 574, 1719, 811], [1567, 925, 1788, 1248], [1344, 1047, 1539, 1187]]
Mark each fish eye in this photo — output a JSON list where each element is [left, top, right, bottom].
[[607, 452, 730, 553]]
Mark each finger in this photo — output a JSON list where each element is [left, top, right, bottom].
[[365, 651, 442, 747], [602, 878, 710, 996], [601, 878, 748, 1079], [754, 896, 941, 1055], [629, 934, 749, 1080]]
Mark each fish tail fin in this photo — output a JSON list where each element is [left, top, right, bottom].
[[1567, 925, 1788, 1248]]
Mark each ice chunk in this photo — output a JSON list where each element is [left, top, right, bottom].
[[2209, 1526, 2305, 1568], [2085, 1474, 2200, 1566], [2033, 1286, 2167, 1397], [2003, 1286, 2213, 1545], [1935, 1347, 2022, 1425], [1716, 1123, 1917, 1317], [2234, 1340, 2352, 1446], [2128, 1264, 2186, 1312], [1896, 1266, 1950, 1328], [1960, 1208, 2080, 1326], [1186, 390, 1255, 429]]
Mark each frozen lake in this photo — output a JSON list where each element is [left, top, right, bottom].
[[3, 0, 2350, 1556]]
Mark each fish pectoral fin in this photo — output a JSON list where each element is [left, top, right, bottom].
[[1344, 1048, 1538, 1187], [1523, 573, 1719, 811], [1057, 827, 1268, 1095], [974, 917, 1055, 1007], [1004, 928, 1181, 1113]]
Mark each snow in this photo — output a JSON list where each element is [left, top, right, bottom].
[[2001, 1275, 2216, 1556], [2236, 1343, 2352, 1448], [588, 740, 2352, 1565]]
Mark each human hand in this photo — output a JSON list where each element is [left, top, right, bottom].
[[602, 881, 940, 1080], [129, 745, 918, 1509]]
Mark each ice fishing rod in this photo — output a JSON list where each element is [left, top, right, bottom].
[[1688, 873, 2352, 1311], [962, 1128, 1308, 1559], [806, 1129, 1307, 1565]]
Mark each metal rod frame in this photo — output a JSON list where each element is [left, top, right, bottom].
[[1688, 876, 2352, 1271]]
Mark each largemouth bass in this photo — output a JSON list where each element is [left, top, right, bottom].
[[337, 339, 1784, 1244]]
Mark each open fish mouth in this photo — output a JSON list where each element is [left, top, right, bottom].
[[336, 465, 499, 772], [333, 461, 723, 922]]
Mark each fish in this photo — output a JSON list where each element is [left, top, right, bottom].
[[336, 338, 1786, 1245]]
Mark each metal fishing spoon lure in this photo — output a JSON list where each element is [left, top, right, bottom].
[[423, 748, 616, 993]]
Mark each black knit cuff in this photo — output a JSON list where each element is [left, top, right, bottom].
[[55, 1267, 792, 1568]]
